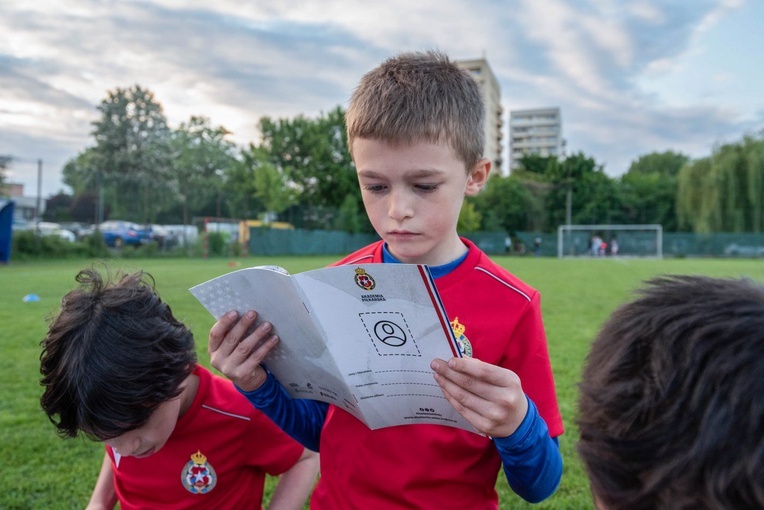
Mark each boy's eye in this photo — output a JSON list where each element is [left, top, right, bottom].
[[414, 184, 438, 192], [363, 184, 387, 193]]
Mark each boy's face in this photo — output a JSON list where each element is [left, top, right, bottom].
[[353, 138, 489, 265], [103, 396, 181, 459]]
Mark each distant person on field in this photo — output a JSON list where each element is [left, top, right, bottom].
[[591, 235, 602, 256], [39, 268, 318, 510], [577, 275, 764, 509], [207, 50, 564, 508], [534, 236, 542, 256], [610, 237, 618, 256]]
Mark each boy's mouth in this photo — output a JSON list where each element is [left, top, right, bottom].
[[388, 230, 417, 237]]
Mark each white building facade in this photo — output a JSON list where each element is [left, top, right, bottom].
[[509, 107, 564, 170], [456, 58, 504, 175]]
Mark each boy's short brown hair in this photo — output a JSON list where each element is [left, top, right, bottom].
[[577, 275, 764, 509], [346, 50, 485, 170]]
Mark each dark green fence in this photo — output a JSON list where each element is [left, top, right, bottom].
[[248, 227, 379, 256], [249, 227, 764, 258], [513, 231, 764, 258], [248, 228, 508, 256]]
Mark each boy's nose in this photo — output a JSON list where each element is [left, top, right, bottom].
[[387, 190, 413, 221]]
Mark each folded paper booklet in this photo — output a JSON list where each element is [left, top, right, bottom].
[[190, 263, 475, 433]]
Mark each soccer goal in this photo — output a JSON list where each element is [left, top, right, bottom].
[[557, 224, 663, 259]]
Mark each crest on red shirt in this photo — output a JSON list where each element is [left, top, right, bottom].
[[450, 317, 473, 358], [181, 450, 217, 494]]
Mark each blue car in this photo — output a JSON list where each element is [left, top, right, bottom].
[[98, 220, 153, 248]]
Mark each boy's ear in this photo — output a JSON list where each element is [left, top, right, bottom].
[[465, 158, 491, 196]]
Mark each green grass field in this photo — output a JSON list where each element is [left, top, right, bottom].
[[2, 256, 762, 509]]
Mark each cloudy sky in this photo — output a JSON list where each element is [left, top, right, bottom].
[[2, 0, 762, 197]]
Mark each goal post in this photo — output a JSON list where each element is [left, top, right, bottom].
[[557, 224, 663, 259]]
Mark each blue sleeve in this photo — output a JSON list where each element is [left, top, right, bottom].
[[236, 370, 328, 452], [493, 396, 563, 503]]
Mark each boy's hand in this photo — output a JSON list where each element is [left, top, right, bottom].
[[208, 310, 279, 392], [431, 357, 528, 438]]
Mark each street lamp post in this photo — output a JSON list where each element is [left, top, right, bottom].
[[35, 159, 43, 225]]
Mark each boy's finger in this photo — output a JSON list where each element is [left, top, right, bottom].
[[208, 310, 240, 353], [432, 359, 523, 407], [441, 357, 518, 388], [226, 320, 272, 363], [227, 334, 279, 391]]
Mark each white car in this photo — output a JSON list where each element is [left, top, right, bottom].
[[37, 222, 76, 242]]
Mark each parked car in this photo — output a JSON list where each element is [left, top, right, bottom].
[[59, 222, 96, 240], [37, 222, 76, 242], [98, 220, 153, 248], [149, 224, 180, 249]]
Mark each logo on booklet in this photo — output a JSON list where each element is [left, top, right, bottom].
[[354, 267, 376, 291]]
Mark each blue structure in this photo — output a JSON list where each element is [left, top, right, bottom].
[[0, 200, 14, 263]]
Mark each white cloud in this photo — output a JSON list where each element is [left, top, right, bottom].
[[1, 0, 762, 193]]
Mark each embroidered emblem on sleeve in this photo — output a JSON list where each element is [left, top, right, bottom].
[[450, 317, 473, 358], [181, 450, 217, 494]]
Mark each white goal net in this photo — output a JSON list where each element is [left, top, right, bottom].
[[557, 224, 663, 258]]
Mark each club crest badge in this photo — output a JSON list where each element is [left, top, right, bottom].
[[354, 267, 376, 291], [181, 450, 217, 495], [450, 317, 473, 358]]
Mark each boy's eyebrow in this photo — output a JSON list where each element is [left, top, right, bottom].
[[357, 168, 444, 178]]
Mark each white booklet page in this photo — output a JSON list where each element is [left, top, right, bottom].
[[190, 263, 475, 432]]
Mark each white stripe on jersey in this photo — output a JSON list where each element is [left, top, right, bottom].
[[474, 267, 532, 302], [201, 405, 251, 421]]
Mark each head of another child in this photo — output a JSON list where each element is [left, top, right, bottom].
[[577, 275, 764, 510], [40, 267, 196, 457], [346, 50, 490, 265]]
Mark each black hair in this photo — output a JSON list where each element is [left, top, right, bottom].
[[40, 267, 196, 440]]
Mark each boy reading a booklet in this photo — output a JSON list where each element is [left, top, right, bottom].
[[40, 268, 318, 510], [209, 50, 564, 508]]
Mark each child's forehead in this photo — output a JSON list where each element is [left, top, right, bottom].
[[352, 138, 469, 174], [352, 137, 463, 161]]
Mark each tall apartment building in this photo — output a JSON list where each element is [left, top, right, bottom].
[[509, 107, 564, 170], [456, 58, 504, 174]]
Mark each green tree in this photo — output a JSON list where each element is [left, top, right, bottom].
[[457, 200, 482, 233], [619, 151, 689, 231], [744, 135, 764, 232], [533, 152, 621, 230], [223, 146, 263, 220], [470, 174, 538, 234], [517, 154, 557, 176], [677, 157, 714, 233], [70, 193, 104, 223], [334, 194, 364, 233], [43, 193, 73, 222], [677, 134, 764, 233], [170, 116, 237, 226], [253, 158, 297, 221], [255, 107, 359, 227], [91, 85, 172, 223], [62, 148, 100, 196]]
